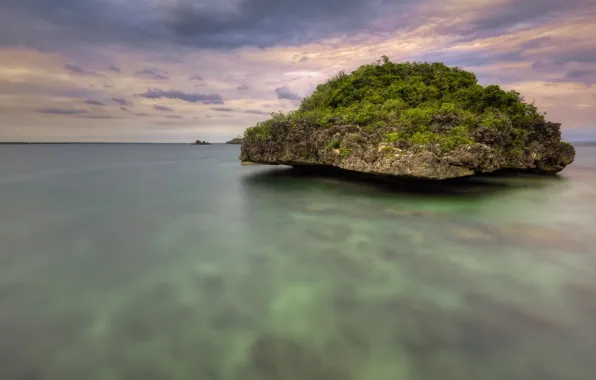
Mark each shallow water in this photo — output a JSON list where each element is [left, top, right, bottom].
[[1, 143, 595, 380]]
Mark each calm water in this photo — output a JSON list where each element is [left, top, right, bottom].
[[1, 143, 596, 380]]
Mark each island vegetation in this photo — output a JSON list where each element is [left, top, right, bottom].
[[241, 57, 575, 179], [192, 140, 211, 145]]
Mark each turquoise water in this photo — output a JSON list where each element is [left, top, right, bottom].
[[1, 144, 595, 379]]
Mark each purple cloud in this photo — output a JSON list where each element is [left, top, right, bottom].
[[244, 109, 268, 115], [112, 97, 130, 106], [135, 68, 169, 80], [154, 105, 173, 112], [139, 89, 223, 104], [84, 99, 106, 106], [64, 64, 97, 76], [38, 108, 89, 115], [275, 87, 301, 101], [108, 64, 121, 72]]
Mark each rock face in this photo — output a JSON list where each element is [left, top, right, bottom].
[[239, 59, 575, 179], [240, 121, 575, 180]]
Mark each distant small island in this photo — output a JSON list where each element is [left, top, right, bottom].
[[192, 140, 211, 145], [225, 137, 243, 144]]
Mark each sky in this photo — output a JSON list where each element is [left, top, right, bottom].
[[1, 0, 595, 142]]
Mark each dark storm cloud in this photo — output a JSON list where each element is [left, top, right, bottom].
[[84, 99, 105, 106], [136, 68, 169, 80], [455, 0, 590, 39], [0, 0, 414, 51], [139, 89, 224, 104], [154, 105, 173, 112], [108, 64, 121, 73], [112, 97, 130, 106], [64, 64, 97, 76], [275, 87, 301, 101], [38, 108, 88, 115], [2, 0, 592, 53]]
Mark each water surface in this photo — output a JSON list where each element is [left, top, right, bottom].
[[1, 144, 595, 379]]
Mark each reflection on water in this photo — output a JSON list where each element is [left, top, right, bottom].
[[0, 144, 595, 379]]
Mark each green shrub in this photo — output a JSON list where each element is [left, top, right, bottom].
[[339, 147, 352, 157], [244, 120, 272, 140], [325, 138, 342, 150]]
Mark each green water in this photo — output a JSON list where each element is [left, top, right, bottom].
[[1, 144, 595, 380]]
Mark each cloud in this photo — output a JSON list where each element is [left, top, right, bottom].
[[154, 105, 173, 112], [275, 87, 302, 101], [135, 68, 169, 80], [38, 108, 89, 115], [80, 115, 113, 119], [64, 64, 97, 76], [112, 97, 130, 106], [165, 115, 183, 119], [450, 0, 589, 40], [521, 37, 553, 49], [108, 64, 121, 73], [0, 0, 412, 51], [3, 0, 596, 143], [189, 75, 203, 81], [293, 55, 310, 63], [139, 89, 224, 104], [162, 0, 409, 49], [135, 113, 149, 117], [211, 107, 233, 112], [244, 109, 268, 115], [84, 99, 106, 106], [552, 69, 596, 85], [120, 107, 129, 111], [564, 70, 595, 79]]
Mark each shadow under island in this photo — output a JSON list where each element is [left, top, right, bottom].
[[241, 164, 566, 198]]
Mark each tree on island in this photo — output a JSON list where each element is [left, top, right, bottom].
[[192, 140, 211, 145]]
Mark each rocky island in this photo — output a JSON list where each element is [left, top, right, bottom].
[[226, 137, 243, 144], [192, 140, 211, 145], [240, 57, 575, 179]]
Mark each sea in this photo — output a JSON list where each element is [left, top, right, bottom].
[[1, 143, 595, 380]]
